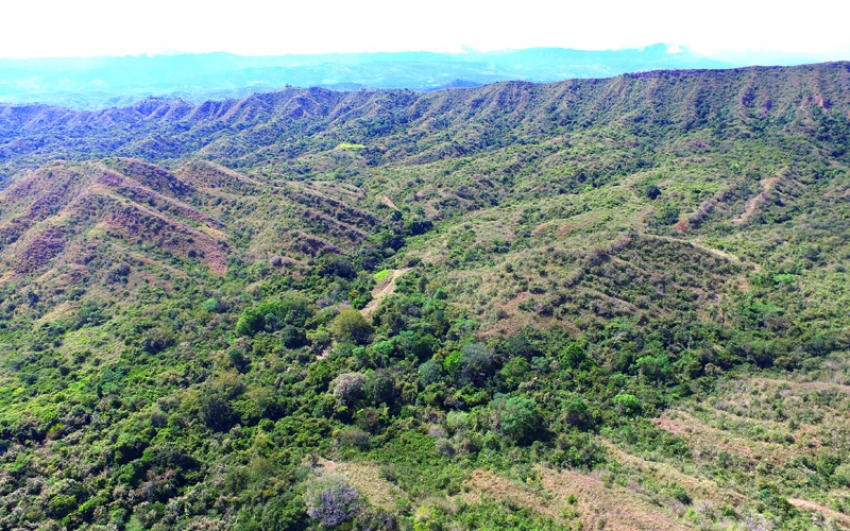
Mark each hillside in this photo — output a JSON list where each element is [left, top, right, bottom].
[[0, 63, 848, 530]]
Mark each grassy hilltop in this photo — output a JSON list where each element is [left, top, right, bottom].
[[0, 62, 848, 530]]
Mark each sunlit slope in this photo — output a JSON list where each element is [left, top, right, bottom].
[[0, 63, 846, 531]]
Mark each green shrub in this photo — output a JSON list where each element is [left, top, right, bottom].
[[653, 203, 680, 225], [644, 184, 661, 200], [559, 342, 586, 369], [499, 397, 542, 444], [561, 397, 592, 429], [330, 309, 373, 345], [236, 297, 312, 337], [667, 484, 692, 505], [48, 494, 77, 518], [613, 394, 641, 416], [198, 390, 235, 432], [833, 463, 850, 486]]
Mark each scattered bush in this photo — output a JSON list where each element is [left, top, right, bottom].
[[613, 394, 641, 416], [236, 297, 312, 337], [330, 309, 373, 345], [303, 474, 361, 528], [644, 184, 661, 199], [499, 397, 543, 444], [331, 373, 366, 406]]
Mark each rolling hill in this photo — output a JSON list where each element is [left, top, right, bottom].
[[0, 62, 848, 530]]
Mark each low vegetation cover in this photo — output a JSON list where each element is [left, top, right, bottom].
[[0, 62, 848, 530]]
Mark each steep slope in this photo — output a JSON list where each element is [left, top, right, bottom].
[[0, 161, 226, 273], [0, 156, 387, 319]]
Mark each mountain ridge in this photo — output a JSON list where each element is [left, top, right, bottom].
[[2, 62, 849, 180], [0, 44, 778, 110]]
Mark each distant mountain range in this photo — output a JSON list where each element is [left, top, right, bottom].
[[0, 44, 831, 110]]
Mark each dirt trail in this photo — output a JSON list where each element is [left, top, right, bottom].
[[790, 498, 850, 528], [643, 233, 762, 272], [378, 195, 398, 210], [361, 268, 411, 319], [750, 377, 850, 395], [733, 177, 781, 225]]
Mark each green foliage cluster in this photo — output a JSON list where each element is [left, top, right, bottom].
[[235, 297, 312, 337]]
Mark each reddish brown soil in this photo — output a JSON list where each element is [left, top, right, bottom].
[[15, 226, 66, 273]]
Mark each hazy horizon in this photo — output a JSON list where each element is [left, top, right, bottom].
[[2, 44, 848, 111], [0, 45, 847, 65]]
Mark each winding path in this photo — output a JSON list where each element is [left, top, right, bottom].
[[361, 268, 411, 319]]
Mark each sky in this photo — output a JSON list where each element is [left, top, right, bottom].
[[2, 0, 850, 59]]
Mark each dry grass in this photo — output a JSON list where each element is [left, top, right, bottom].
[[748, 377, 850, 395], [459, 470, 561, 519], [314, 451, 722, 530], [460, 467, 692, 531], [539, 466, 693, 531], [35, 301, 77, 324], [644, 233, 748, 265], [652, 410, 785, 465], [316, 458, 407, 512], [639, 373, 850, 528], [378, 195, 398, 210], [601, 441, 745, 507]]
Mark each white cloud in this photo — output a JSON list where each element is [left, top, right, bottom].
[[1, 0, 849, 58]]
